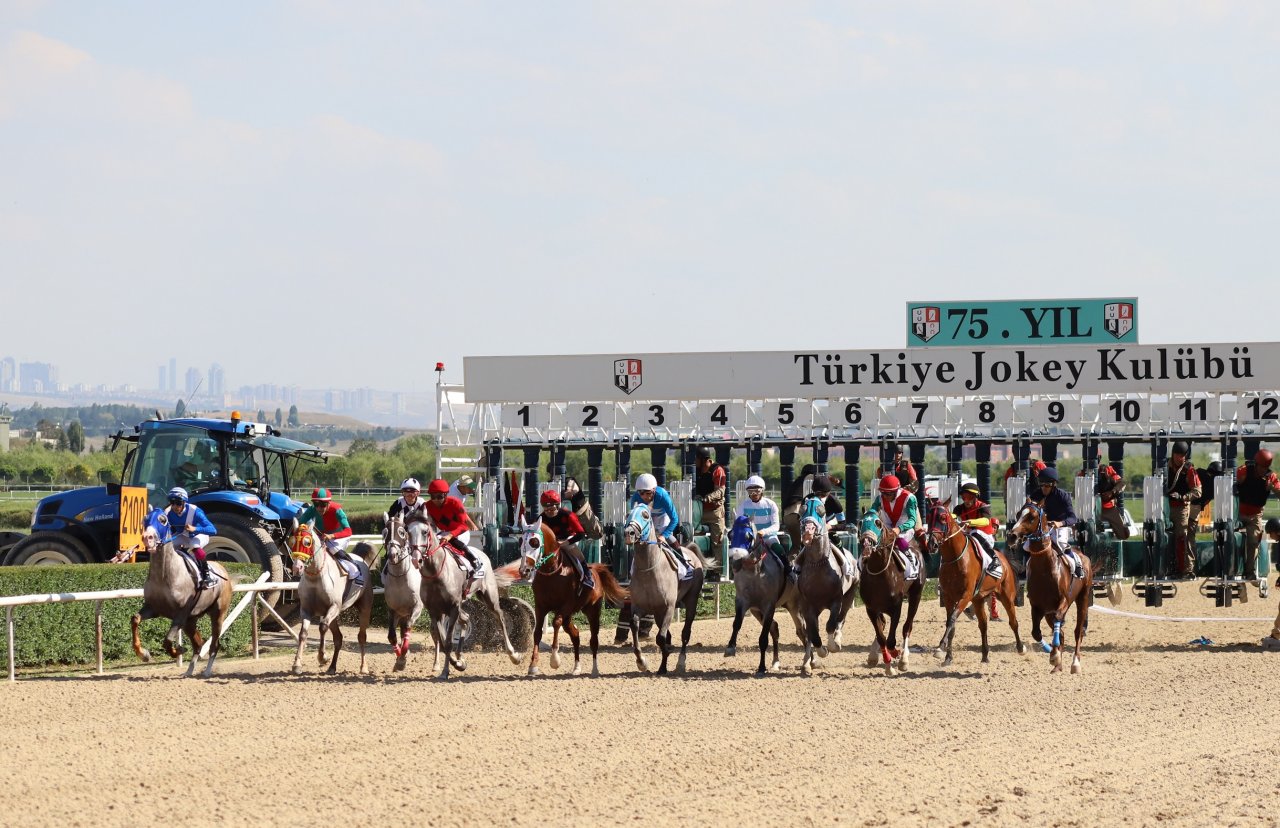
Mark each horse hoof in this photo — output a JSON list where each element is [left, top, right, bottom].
[[933, 648, 944, 660], [1051, 664, 1062, 674], [941, 656, 953, 668], [1071, 661, 1082, 675], [571, 664, 582, 676], [884, 663, 897, 677], [528, 666, 541, 677], [1017, 644, 1029, 656], [724, 646, 737, 658], [771, 660, 781, 672], [866, 654, 879, 668], [326, 666, 338, 676], [138, 650, 152, 663], [817, 646, 829, 658], [508, 651, 523, 665], [636, 658, 650, 673], [393, 660, 406, 672], [549, 651, 560, 669], [291, 664, 302, 675]]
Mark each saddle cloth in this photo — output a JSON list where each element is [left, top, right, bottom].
[[893, 546, 920, 581], [339, 560, 370, 609], [661, 544, 698, 582], [830, 545, 855, 581], [174, 548, 222, 589]]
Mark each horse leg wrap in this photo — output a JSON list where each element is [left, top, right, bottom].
[[1052, 621, 1062, 649], [881, 646, 892, 665]]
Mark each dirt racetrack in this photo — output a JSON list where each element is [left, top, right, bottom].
[[3, 588, 1280, 827]]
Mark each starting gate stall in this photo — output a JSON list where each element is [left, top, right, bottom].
[[446, 334, 1280, 610]]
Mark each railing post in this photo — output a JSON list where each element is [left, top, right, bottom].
[[95, 600, 104, 675], [7, 606, 14, 682], [252, 595, 260, 659]]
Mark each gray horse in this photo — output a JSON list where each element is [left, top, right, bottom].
[[724, 518, 805, 675], [412, 521, 522, 679], [624, 503, 708, 675], [125, 509, 234, 678], [795, 516, 859, 675], [381, 513, 424, 672], [289, 524, 375, 675]]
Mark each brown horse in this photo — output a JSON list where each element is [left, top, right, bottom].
[[929, 502, 1026, 667], [858, 514, 925, 676], [504, 519, 628, 677], [1011, 501, 1091, 674]]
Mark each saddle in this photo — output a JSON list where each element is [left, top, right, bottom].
[[659, 543, 697, 582], [174, 547, 220, 590], [829, 544, 855, 581], [339, 559, 370, 608], [890, 544, 920, 581]]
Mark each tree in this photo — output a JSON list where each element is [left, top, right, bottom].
[[288, 405, 300, 427], [347, 438, 380, 456], [55, 429, 69, 451], [274, 408, 284, 427], [174, 399, 187, 418], [257, 409, 267, 423], [67, 421, 85, 454]]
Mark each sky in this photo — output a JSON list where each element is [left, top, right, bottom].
[[2, 1, 1279, 395]]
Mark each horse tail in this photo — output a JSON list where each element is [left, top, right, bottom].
[[593, 566, 629, 607], [493, 562, 522, 588], [351, 540, 378, 567]]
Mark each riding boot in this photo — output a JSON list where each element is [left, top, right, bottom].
[[465, 550, 486, 579], [576, 557, 595, 592], [196, 556, 215, 590]]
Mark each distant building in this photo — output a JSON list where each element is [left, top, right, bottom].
[[19, 361, 57, 393], [185, 366, 203, 396], [0, 403, 12, 452], [157, 365, 167, 392], [168, 357, 177, 394], [208, 363, 224, 397], [0, 357, 15, 393]]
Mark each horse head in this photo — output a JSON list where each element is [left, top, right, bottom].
[[290, 523, 326, 577], [727, 514, 759, 568], [926, 499, 957, 553], [518, 518, 556, 578], [857, 511, 883, 556], [797, 515, 830, 562], [1012, 498, 1048, 544], [624, 503, 655, 547], [383, 512, 414, 569], [141, 507, 172, 554]]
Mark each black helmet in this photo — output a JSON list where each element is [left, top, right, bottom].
[[1206, 461, 1223, 476], [1267, 518, 1280, 534], [1171, 441, 1190, 456], [1038, 466, 1059, 483], [695, 446, 713, 461], [811, 475, 833, 495], [960, 482, 981, 497]]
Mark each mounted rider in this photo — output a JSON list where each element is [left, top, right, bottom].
[[538, 488, 595, 593], [875, 475, 921, 577], [387, 477, 432, 527], [954, 481, 1002, 580], [1025, 466, 1084, 580], [734, 475, 792, 580], [163, 486, 218, 589], [424, 478, 486, 578], [296, 487, 356, 567], [629, 472, 691, 563]]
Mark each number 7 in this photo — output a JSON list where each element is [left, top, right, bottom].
[[911, 402, 928, 424]]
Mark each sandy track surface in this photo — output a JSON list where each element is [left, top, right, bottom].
[[3, 590, 1280, 827]]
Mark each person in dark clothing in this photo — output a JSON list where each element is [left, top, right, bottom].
[[693, 446, 728, 558], [1189, 461, 1224, 527], [1024, 466, 1083, 579], [782, 463, 817, 549]]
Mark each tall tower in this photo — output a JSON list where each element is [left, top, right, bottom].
[[168, 358, 177, 393], [0, 403, 12, 453]]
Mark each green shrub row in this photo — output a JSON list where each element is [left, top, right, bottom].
[[0, 503, 33, 530], [0, 563, 262, 669]]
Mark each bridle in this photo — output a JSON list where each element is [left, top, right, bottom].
[[1015, 501, 1051, 549]]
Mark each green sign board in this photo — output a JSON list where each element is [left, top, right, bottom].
[[906, 298, 1138, 347]]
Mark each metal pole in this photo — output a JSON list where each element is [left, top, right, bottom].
[[976, 441, 992, 504], [843, 442, 861, 523], [779, 444, 796, 501], [251, 596, 260, 659], [434, 367, 444, 482], [95, 600, 104, 675]]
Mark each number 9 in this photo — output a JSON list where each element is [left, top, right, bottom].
[[1047, 401, 1064, 423]]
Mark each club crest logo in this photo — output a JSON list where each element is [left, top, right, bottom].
[[613, 358, 643, 395], [911, 306, 941, 343], [1103, 302, 1133, 339]]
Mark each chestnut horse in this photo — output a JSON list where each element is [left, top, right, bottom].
[[1011, 501, 1091, 674], [126, 507, 234, 678], [505, 518, 628, 677], [858, 513, 925, 676], [929, 502, 1026, 667]]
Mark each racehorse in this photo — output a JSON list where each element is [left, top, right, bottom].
[[413, 520, 523, 680], [794, 517, 859, 676], [381, 513, 424, 672], [289, 524, 374, 675], [508, 518, 628, 677], [723, 516, 806, 675], [858, 513, 925, 676], [126, 507, 234, 678], [1011, 501, 1091, 674], [623, 502, 707, 675], [928, 502, 1026, 667]]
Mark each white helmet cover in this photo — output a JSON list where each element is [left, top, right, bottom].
[[745, 475, 766, 489], [400, 477, 421, 491], [635, 472, 658, 492]]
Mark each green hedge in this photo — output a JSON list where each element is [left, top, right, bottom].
[[0, 562, 261, 670], [0, 502, 33, 530]]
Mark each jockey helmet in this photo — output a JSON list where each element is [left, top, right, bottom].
[[635, 473, 658, 492], [1171, 441, 1190, 456], [540, 489, 561, 506], [1038, 467, 1059, 484], [456, 475, 474, 489], [1267, 517, 1280, 535], [400, 477, 421, 492], [1206, 461, 1223, 476], [960, 482, 981, 498], [878, 475, 901, 494], [1256, 449, 1274, 468], [427, 479, 450, 495], [811, 475, 833, 495], [745, 475, 766, 490], [167, 487, 189, 502], [311, 487, 331, 502], [695, 446, 713, 461]]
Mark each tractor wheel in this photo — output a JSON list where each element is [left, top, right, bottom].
[[207, 514, 285, 607], [3, 534, 89, 566]]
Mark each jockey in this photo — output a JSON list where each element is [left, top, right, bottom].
[[629, 472, 681, 552], [875, 476, 920, 564], [955, 482, 1001, 579], [538, 489, 595, 592], [388, 477, 432, 526], [736, 475, 791, 578], [802, 474, 845, 529], [1026, 466, 1083, 579], [425, 478, 485, 578], [296, 487, 355, 565], [164, 487, 218, 589]]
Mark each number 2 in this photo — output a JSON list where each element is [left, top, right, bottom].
[[581, 405, 599, 427]]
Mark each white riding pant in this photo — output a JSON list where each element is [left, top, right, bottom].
[[174, 532, 210, 551], [1023, 527, 1073, 552], [325, 537, 350, 554], [452, 530, 472, 548]]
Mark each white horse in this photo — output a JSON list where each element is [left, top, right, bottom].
[[289, 524, 374, 675], [382, 513, 424, 672]]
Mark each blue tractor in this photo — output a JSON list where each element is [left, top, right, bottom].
[[1, 413, 327, 584]]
